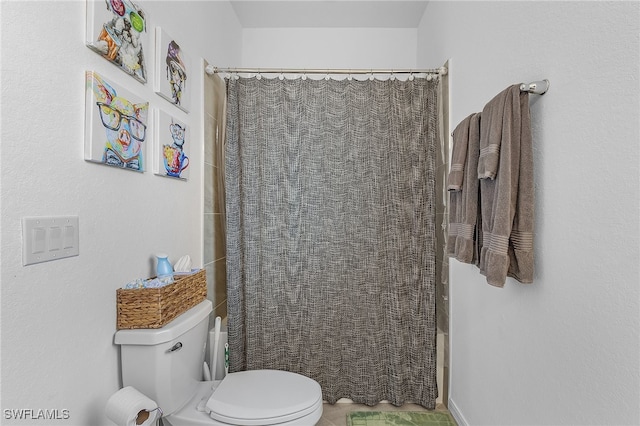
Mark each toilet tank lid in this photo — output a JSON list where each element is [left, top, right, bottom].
[[115, 300, 212, 345]]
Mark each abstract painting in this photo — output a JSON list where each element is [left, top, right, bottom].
[[84, 71, 149, 172], [153, 110, 189, 180], [86, 0, 148, 83], [154, 27, 190, 112]]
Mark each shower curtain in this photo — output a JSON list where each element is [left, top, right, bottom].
[[225, 75, 440, 409]]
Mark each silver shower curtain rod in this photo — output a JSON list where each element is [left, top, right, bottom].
[[205, 66, 549, 94], [205, 65, 448, 76]]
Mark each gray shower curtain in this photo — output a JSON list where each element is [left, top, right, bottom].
[[225, 75, 439, 409]]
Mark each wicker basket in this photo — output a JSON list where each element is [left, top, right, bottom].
[[116, 269, 207, 329]]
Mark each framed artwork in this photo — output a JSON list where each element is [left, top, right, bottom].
[[153, 110, 190, 180], [84, 71, 149, 172], [154, 27, 190, 112], [86, 0, 148, 83]]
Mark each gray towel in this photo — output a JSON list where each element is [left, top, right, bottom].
[[448, 115, 471, 191], [448, 113, 481, 264], [477, 85, 520, 179], [478, 85, 534, 286]]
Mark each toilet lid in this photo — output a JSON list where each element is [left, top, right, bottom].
[[205, 370, 322, 426]]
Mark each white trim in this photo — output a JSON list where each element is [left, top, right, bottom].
[[448, 398, 469, 426]]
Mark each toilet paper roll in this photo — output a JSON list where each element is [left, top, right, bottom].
[[105, 386, 162, 426]]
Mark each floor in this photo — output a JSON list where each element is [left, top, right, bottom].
[[318, 402, 452, 426]]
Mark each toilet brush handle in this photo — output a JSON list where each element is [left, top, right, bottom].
[[211, 316, 222, 380], [224, 343, 229, 375]]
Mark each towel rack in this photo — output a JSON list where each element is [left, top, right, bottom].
[[520, 79, 550, 95], [449, 80, 550, 136]]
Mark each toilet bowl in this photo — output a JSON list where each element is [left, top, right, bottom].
[[165, 371, 323, 425], [114, 300, 323, 426]]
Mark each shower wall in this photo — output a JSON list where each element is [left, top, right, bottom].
[[434, 60, 450, 408], [203, 67, 229, 329]]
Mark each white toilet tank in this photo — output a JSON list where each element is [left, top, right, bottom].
[[114, 299, 213, 416]]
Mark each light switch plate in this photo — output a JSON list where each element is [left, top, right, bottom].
[[22, 216, 79, 266]]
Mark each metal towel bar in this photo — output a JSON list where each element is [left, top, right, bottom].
[[520, 79, 550, 95]]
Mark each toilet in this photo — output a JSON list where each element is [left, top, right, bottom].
[[114, 300, 323, 425]]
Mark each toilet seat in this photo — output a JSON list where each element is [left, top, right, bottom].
[[205, 370, 322, 426]]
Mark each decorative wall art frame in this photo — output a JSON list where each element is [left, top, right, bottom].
[[154, 27, 190, 112], [153, 109, 190, 180], [85, 71, 149, 172], [86, 0, 148, 83]]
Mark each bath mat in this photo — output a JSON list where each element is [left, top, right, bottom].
[[347, 411, 457, 426]]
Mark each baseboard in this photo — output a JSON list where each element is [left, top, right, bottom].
[[448, 398, 469, 426]]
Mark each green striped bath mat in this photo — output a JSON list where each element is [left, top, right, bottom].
[[347, 411, 457, 426]]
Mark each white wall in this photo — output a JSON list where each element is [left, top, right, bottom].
[[4, 1, 639, 425], [241, 27, 417, 70], [0, 1, 241, 424], [418, 2, 640, 425]]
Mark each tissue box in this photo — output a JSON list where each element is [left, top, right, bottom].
[[116, 269, 207, 329]]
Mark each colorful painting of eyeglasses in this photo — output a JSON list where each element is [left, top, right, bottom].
[[86, 0, 148, 83], [154, 27, 190, 113], [153, 110, 189, 180], [85, 71, 149, 172]]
